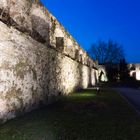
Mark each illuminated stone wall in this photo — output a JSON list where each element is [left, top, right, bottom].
[[0, 0, 98, 122], [98, 65, 108, 82], [128, 64, 140, 81]]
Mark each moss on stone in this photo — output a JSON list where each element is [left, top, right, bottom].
[[5, 87, 22, 100], [32, 0, 43, 6], [5, 87, 24, 116], [51, 18, 56, 34], [14, 60, 36, 80], [0, 61, 12, 70], [14, 98, 24, 116], [14, 60, 29, 79]]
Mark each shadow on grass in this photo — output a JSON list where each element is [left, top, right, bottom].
[[0, 88, 140, 140]]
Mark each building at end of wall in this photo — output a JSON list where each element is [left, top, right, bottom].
[[128, 63, 140, 81], [98, 65, 108, 82]]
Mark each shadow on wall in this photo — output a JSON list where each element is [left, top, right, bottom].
[[31, 13, 50, 44]]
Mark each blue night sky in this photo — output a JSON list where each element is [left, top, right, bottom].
[[41, 0, 140, 63]]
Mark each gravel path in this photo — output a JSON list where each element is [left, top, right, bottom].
[[114, 87, 140, 114]]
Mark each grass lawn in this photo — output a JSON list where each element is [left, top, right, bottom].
[[0, 88, 140, 140]]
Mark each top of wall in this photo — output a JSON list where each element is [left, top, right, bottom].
[[128, 63, 140, 70], [0, 0, 98, 69], [128, 63, 140, 66]]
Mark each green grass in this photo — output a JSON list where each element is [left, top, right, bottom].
[[0, 88, 140, 140]]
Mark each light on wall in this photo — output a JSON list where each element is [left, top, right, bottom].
[[136, 71, 140, 81]]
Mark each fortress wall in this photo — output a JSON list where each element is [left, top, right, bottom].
[[0, 1, 98, 122]]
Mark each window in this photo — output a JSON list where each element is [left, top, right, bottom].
[[56, 37, 64, 52]]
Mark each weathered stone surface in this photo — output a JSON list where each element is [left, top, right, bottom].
[[0, 1, 93, 60], [0, 0, 32, 31], [0, 21, 98, 122], [0, 1, 99, 122], [30, 4, 51, 44], [0, 0, 9, 12], [9, 0, 32, 30]]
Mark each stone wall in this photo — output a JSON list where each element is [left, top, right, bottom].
[[98, 65, 108, 82], [128, 64, 140, 81], [0, 0, 98, 122]]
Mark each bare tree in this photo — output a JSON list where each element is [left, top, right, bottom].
[[89, 39, 124, 64], [89, 39, 126, 82]]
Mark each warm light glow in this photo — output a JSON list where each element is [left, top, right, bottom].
[[70, 93, 96, 98], [136, 70, 140, 80], [58, 56, 97, 94], [81, 66, 89, 89], [58, 57, 79, 94], [98, 66, 108, 82], [101, 74, 108, 82], [91, 70, 96, 86], [130, 70, 135, 77]]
